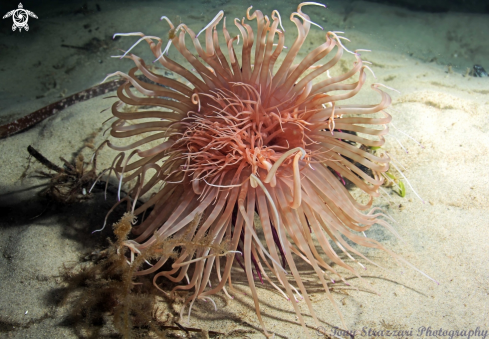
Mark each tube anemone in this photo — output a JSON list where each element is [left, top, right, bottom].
[[103, 2, 404, 335]]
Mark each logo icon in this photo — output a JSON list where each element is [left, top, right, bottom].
[[3, 3, 38, 32]]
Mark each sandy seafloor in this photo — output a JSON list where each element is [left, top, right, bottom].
[[0, 0, 488, 338]]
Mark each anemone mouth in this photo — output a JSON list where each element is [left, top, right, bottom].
[[101, 2, 406, 335], [175, 81, 315, 185]]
